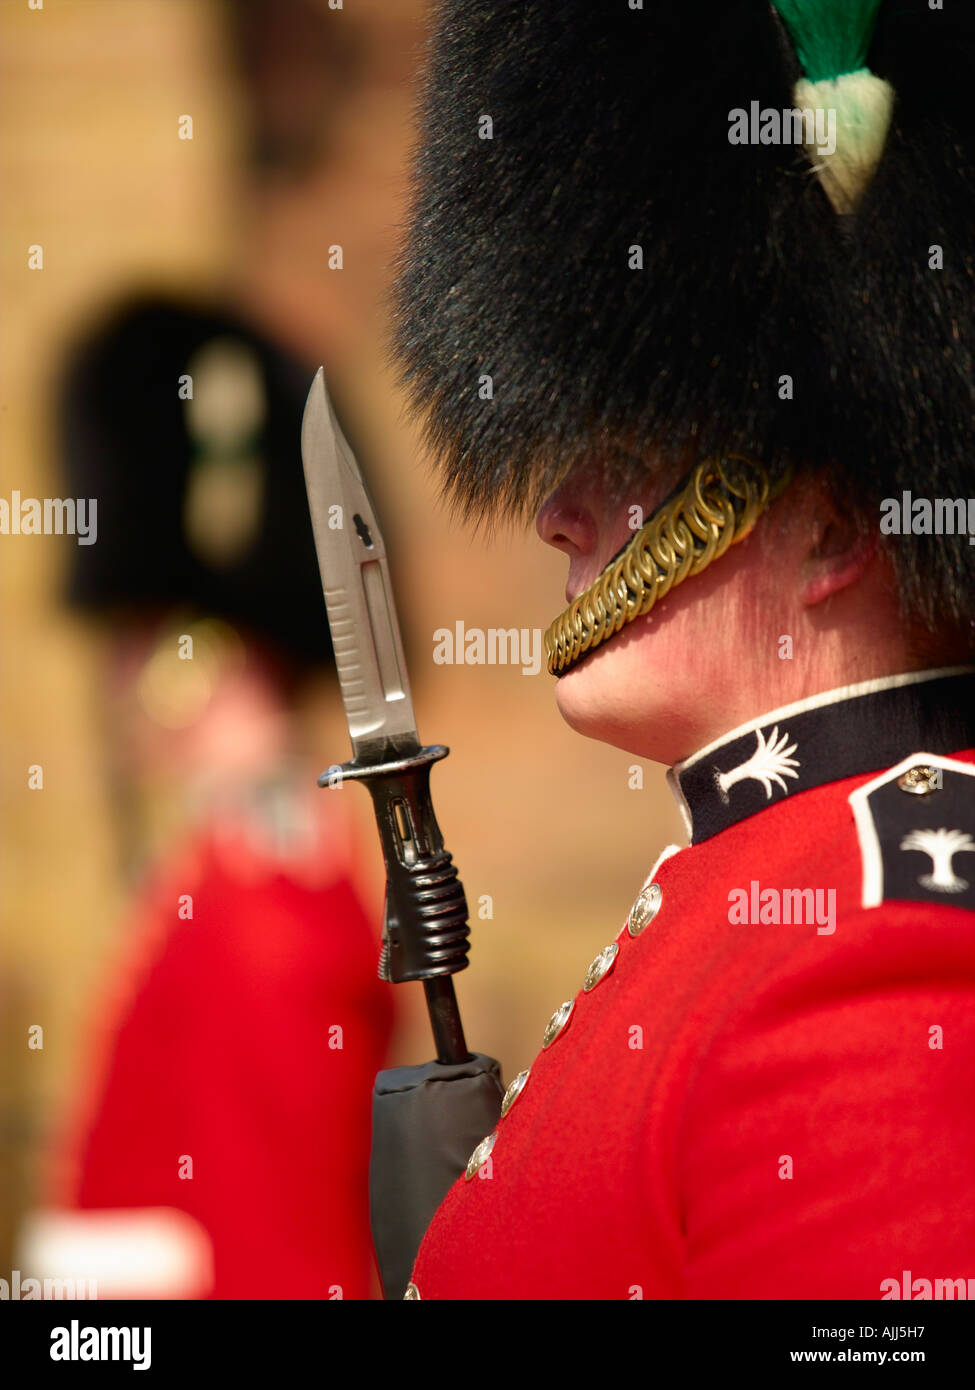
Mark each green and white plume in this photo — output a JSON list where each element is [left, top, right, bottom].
[[773, 0, 894, 213]]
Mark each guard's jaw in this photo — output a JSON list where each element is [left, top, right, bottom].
[[545, 458, 789, 678]]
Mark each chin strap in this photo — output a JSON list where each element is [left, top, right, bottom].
[[544, 456, 792, 677]]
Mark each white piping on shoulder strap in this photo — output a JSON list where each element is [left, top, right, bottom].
[[848, 753, 975, 909]]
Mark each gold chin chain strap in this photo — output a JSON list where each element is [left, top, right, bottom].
[[544, 455, 790, 677]]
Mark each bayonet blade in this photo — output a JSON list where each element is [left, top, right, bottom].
[[301, 368, 419, 761]]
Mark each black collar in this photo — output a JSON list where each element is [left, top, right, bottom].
[[668, 668, 975, 845]]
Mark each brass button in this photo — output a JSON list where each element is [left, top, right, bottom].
[[897, 765, 941, 795], [404, 1283, 421, 1300], [628, 882, 662, 936], [584, 942, 619, 992], [542, 999, 574, 1049], [465, 1131, 496, 1181], [501, 1068, 530, 1117]]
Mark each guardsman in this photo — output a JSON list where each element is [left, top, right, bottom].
[[47, 298, 395, 1300], [390, 0, 975, 1298]]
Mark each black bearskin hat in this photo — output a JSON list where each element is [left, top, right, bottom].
[[393, 0, 975, 631], [59, 296, 380, 671]]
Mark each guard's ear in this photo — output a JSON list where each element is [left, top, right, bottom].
[[799, 502, 878, 608]]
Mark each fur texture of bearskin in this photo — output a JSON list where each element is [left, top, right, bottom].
[[392, 0, 975, 630]]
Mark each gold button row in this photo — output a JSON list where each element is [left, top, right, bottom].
[[459, 882, 663, 1195]]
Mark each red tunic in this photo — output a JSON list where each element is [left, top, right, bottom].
[[411, 671, 975, 1299], [55, 814, 393, 1300]]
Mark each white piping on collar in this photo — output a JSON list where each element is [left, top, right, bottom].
[[665, 665, 975, 838], [674, 666, 975, 774], [667, 772, 694, 842]]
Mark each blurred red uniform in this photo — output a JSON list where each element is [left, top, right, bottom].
[[54, 807, 392, 1300]]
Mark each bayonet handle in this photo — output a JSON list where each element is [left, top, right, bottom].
[[319, 745, 472, 1062]]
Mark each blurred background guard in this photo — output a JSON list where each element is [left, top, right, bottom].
[[20, 0, 426, 1300], [45, 308, 394, 1300]]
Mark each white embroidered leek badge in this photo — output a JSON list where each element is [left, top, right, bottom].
[[900, 828, 975, 895], [718, 726, 800, 802]]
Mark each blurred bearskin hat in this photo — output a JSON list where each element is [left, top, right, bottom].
[[59, 296, 368, 671], [393, 0, 975, 630]]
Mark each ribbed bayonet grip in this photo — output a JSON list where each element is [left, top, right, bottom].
[[319, 745, 472, 1063], [319, 745, 471, 983]]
